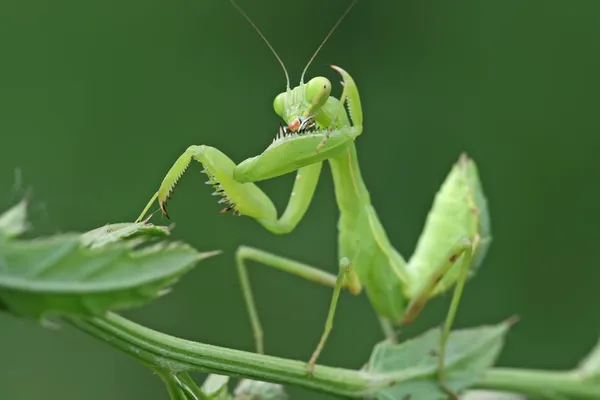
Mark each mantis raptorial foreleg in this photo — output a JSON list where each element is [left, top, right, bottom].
[[235, 246, 355, 355], [136, 146, 323, 236], [317, 65, 362, 152]]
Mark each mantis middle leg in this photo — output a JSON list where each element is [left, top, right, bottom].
[[235, 246, 357, 358]]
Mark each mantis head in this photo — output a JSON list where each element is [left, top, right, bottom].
[[230, 1, 361, 183], [272, 76, 332, 132]]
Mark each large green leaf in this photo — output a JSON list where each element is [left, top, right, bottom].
[[368, 319, 513, 400], [0, 234, 218, 318], [0, 199, 219, 318]]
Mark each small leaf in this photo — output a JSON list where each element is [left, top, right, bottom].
[[201, 374, 231, 399], [577, 337, 600, 382], [368, 320, 512, 400], [0, 199, 29, 238], [0, 233, 220, 318], [80, 220, 171, 249]]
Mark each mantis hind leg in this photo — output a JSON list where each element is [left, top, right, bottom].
[[235, 246, 348, 355], [437, 238, 476, 400], [403, 237, 476, 399], [307, 257, 356, 375]]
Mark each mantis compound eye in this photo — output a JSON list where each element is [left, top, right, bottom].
[[273, 92, 286, 117], [305, 77, 331, 109]]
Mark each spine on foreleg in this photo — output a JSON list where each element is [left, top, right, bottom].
[[406, 154, 491, 298]]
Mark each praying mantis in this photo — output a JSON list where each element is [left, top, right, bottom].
[[136, 1, 491, 396]]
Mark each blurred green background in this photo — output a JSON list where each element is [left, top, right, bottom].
[[1, 0, 599, 398]]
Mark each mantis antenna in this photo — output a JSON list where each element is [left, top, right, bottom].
[[299, 0, 358, 84], [230, 0, 291, 91]]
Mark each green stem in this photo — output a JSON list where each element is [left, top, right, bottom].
[[67, 313, 600, 399], [477, 368, 600, 398]]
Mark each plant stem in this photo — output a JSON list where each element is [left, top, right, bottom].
[[477, 368, 600, 398], [67, 313, 600, 399], [68, 313, 382, 398]]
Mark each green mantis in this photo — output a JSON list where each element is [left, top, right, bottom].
[[136, 1, 490, 396]]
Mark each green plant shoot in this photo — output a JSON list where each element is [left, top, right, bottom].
[[136, 1, 490, 396]]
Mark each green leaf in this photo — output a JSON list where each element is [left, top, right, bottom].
[[577, 337, 600, 382], [368, 320, 513, 400], [0, 199, 29, 238], [0, 229, 220, 318]]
